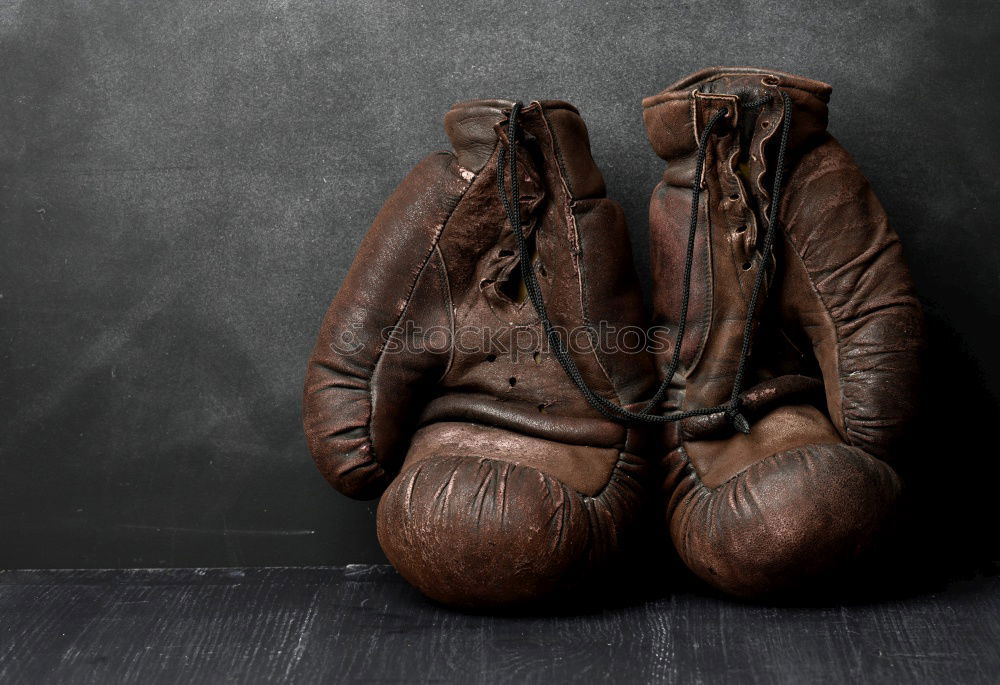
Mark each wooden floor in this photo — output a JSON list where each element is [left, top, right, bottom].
[[1, 566, 998, 684]]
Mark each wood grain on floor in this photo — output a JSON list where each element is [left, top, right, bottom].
[[0, 566, 997, 684]]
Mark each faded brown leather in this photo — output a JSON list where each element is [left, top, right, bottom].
[[304, 99, 654, 608], [644, 67, 923, 597]]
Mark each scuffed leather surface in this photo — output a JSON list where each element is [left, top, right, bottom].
[[379, 451, 645, 608], [779, 140, 923, 459], [444, 99, 513, 173], [303, 154, 469, 499], [686, 405, 842, 489], [646, 67, 923, 597], [305, 100, 653, 607], [664, 441, 901, 597], [404, 423, 621, 497]]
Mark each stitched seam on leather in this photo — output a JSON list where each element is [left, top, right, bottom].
[[705, 442, 859, 491], [367, 156, 478, 467], [695, 72, 828, 99], [780, 229, 848, 443], [688, 93, 699, 148], [680, 190, 714, 389], [537, 108, 625, 418], [568, 209, 628, 430], [433, 243, 456, 383], [574, 216, 627, 406], [368, 249, 437, 468], [540, 108, 575, 198]]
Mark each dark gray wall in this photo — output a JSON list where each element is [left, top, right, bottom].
[[2, 0, 997, 568]]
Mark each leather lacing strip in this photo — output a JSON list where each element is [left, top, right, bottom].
[[497, 92, 793, 433]]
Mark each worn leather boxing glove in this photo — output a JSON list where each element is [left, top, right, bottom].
[[304, 99, 654, 608], [642, 67, 923, 596]]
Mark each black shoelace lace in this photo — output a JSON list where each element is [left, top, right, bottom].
[[497, 93, 793, 433]]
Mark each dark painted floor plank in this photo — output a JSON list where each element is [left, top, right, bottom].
[[0, 567, 998, 684]]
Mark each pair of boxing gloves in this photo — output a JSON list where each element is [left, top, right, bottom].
[[303, 67, 923, 608]]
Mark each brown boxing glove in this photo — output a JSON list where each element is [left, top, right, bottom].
[[304, 99, 655, 608], [642, 67, 923, 597]]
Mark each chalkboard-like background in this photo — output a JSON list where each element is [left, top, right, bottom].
[[1, 0, 997, 569]]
